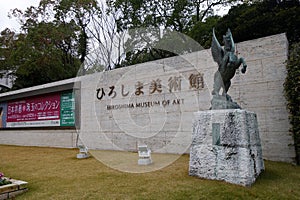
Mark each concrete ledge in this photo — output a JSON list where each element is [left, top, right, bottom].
[[0, 179, 28, 200]]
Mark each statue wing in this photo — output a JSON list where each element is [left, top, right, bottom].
[[211, 28, 224, 66], [227, 28, 235, 52]]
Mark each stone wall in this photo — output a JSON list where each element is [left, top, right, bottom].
[[0, 33, 295, 163], [229, 34, 294, 162], [0, 129, 77, 148], [79, 33, 295, 163]]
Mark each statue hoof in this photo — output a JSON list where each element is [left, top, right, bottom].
[[241, 66, 247, 73]]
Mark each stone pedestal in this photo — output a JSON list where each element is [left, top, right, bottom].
[[138, 158, 152, 165], [189, 109, 264, 186]]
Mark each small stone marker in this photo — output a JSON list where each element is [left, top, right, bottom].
[[77, 145, 89, 159], [138, 145, 152, 165]]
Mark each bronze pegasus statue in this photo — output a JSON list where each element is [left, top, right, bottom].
[[211, 28, 247, 101]]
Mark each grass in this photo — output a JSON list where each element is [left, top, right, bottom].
[[0, 145, 299, 200]]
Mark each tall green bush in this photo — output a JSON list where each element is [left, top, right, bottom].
[[284, 42, 300, 164]]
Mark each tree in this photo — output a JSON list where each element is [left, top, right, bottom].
[[0, 28, 19, 74], [106, 0, 238, 67], [82, 0, 126, 71], [284, 42, 300, 164], [186, 0, 300, 51], [188, 15, 220, 48], [213, 0, 300, 44], [6, 0, 101, 88], [11, 21, 81, 89], [110, 0, 238, 32], [51, 0, 99, 64], [9, 0, 127, 76], [0, 28, 19, 91]]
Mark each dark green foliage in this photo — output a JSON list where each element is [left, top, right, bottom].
[[214, 0, 300, 44], [284, 42, 300, 164], [188, 0, 300, 48], [116, 48, 177, 68], [11, 22, 81, 90], [116, 28, 203, 67], [0, 29, 17, 72], [0, 179, 12, 186], [188, 16, 220, 48]]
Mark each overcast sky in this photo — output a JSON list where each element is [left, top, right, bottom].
[[0, 0, 40, 31]]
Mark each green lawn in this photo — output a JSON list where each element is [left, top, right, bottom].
[[0, 145, 299, 200]]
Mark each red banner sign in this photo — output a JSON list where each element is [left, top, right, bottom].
[[6, 93, 61, 127]]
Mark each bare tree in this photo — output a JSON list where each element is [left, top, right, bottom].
[[84, 1, 126, 72]]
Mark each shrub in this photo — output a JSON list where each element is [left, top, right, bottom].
[[0, 172, 12, 186], [284, 42, 300, 165]]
